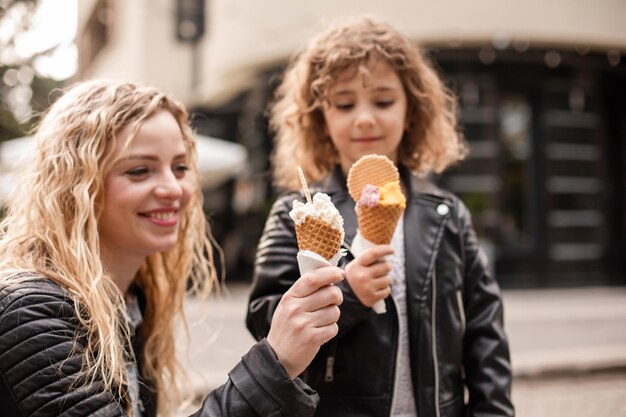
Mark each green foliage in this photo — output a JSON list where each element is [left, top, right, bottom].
[[0, 0, 64, 141]]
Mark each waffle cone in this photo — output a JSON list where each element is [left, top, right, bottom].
[[295, 217, 342, 260], [357, 204, 404, 244], [347, 155, 400, 201]]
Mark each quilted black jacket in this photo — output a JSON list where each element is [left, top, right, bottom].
[[247, 166, 514, 417], [0, 279, 319, 416]]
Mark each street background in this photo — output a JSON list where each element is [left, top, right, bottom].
[[178, 283, 626, 416]]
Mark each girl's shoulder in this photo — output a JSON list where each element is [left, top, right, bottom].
[[408, 173, 458, 204], [407, 173, 473, 221]]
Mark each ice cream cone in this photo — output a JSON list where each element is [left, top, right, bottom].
[[357, 204, 404, 244], [347, 154, 406, 246], [295, 217, 343, 261], [290, 192, 345, 261]]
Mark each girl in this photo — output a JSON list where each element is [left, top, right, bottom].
[[0, 80, 343, 416], [247, 17, 514, 417]]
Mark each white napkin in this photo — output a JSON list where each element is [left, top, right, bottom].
[[350, 231, 387, 314], [296, 249, 346, 276]]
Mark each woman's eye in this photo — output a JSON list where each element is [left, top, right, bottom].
[[174, 164, 190, 178]]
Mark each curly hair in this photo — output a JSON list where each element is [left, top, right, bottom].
[[270, 16, 467, 190], [0, 80, 216, 415]]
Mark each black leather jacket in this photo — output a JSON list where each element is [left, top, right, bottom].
[[0, 279, 319, 417], [247, 166, 514, 417]]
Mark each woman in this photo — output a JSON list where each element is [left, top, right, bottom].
[[0, 80, 343, 416]]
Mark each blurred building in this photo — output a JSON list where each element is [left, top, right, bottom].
[[76, 0, 626, 287]]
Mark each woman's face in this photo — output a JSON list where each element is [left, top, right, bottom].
[[98, 110, 193, 265], [322, 59, 407, 173]]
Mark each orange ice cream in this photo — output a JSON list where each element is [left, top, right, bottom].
[[378, 182, 406, 208]]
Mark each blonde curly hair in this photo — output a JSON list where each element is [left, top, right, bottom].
[[0, 80, 216, 415], [270, 16, 467, 190]]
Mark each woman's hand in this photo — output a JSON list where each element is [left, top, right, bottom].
[[345, 245, 394, 307], [267, 266, 344, 379]]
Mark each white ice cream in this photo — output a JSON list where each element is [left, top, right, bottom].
[[290, 193, 344, 238]]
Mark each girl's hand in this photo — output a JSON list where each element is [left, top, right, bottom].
[[345, 245, 394, 307], [267, 266, 344, 378]]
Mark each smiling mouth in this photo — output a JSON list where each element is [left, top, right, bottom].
[[139, 209, 180, 226], [145, 211, 176, 221]]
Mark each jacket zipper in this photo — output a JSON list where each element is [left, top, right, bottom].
[[432, 270, 441, 417], [388, 294, 400, 416], [324, 342, 337, 382], [324, 356, 335, 382], [456, 288, 466, 335]]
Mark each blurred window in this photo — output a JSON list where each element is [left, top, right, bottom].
[[498, 95, 533, 250]]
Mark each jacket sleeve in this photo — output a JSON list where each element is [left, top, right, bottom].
[[246, 195, 300, 340], [457, 202, 515, 417], [0, 283, 124, 417], [190, 339, 319, 417]]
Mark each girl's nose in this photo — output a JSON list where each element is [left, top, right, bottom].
[[354, 107, 375, 129], [154, 171, 184, 200]]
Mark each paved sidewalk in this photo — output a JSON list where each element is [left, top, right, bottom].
[[179, 284, 626, 394], [178, 285, 256, 395], [513, 369, 626, 417], [503, 286, 626, 377]]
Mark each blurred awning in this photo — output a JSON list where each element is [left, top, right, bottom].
[[0, 134, 247, 204], [194, 134, 248, 189]]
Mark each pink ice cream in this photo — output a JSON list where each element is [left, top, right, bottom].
[[358, 184, 380, 208]]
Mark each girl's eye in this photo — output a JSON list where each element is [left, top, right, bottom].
[[376, 100, 394, 108], [335, 102, 354, 111]]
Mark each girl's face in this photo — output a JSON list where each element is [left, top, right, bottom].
[[98, 110, 193, 265], [322, 59, 407, 173]]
